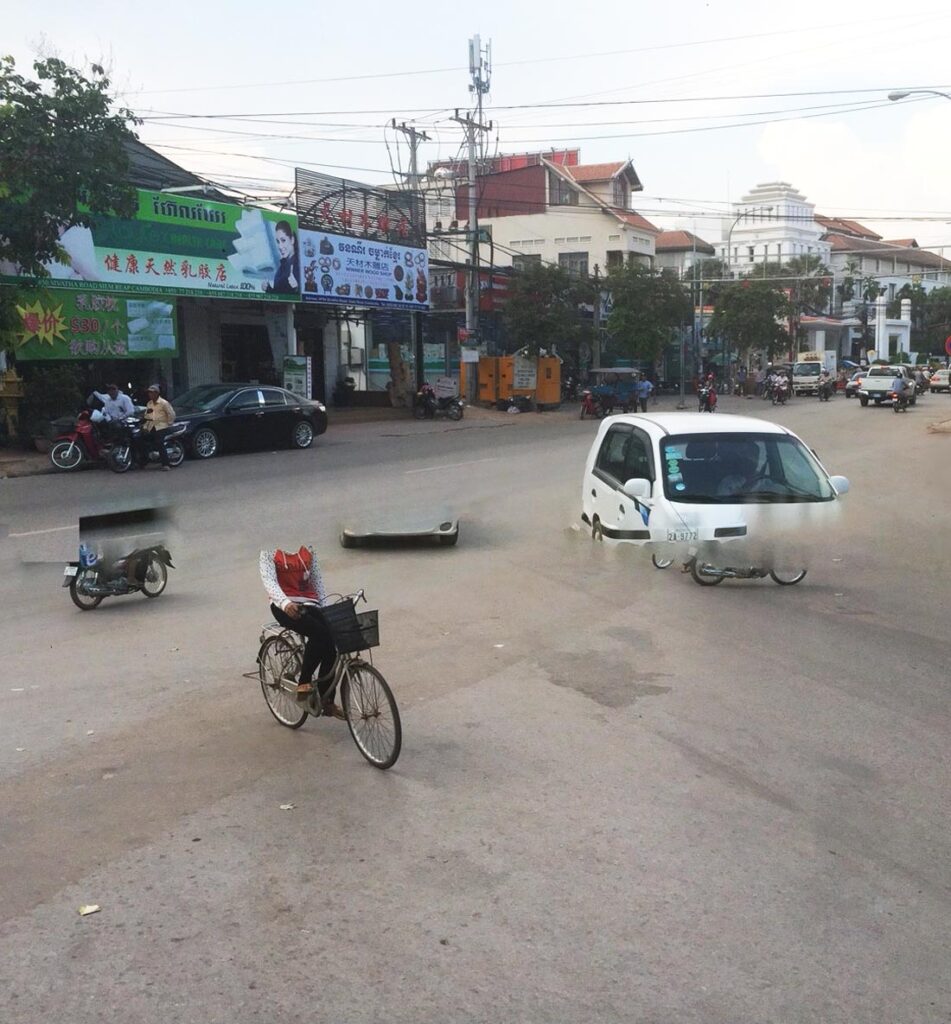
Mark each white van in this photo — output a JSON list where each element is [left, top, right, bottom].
[[580, 412, 849, 559], [792, 351, 836, 395]]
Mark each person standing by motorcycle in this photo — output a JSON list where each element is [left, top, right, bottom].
[[89, 384, 135, 422], [259, 546, 344, 716], [141, 384, 176, 470]]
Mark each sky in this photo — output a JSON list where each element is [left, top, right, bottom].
[[7, 0, 951, 250]]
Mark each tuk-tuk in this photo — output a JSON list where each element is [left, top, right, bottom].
[[579, 368, 641, 418]]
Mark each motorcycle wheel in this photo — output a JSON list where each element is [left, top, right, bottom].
[[69, 572, 103, 610], [690, 560, 724, 586], [141, 556, 168, 598], [447, 404, 463, 421], [579, 405, 586, 420], [769, 568, 807, 586], [50, 440, 84, 471], [412, 403, 426, 420], [651, 554, 674, 569], [107, 445, 133, 473], [166, 441, 186, 466]]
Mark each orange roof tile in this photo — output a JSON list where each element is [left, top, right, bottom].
[[655, 229, 715, 254], [565, 161, 627, 183], [883, 238, 918, 248], [815, 215, 881, 240]]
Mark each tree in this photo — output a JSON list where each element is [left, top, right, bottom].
[[922, 286, 951, 353], [0, 56, 139, 275], [604, 264, 692, 365], [502, 262, 593, 360], [707, 280, 792, 362]]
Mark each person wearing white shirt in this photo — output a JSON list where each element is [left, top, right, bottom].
[[90, 384, 135, 421]]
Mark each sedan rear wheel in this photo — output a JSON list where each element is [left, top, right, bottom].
[[192, 427, 218, 459], [292, 420, 314, 449]]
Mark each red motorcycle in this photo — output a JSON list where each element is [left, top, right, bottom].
[[49, 410, 110, 471], [579, 388, 608, 419]]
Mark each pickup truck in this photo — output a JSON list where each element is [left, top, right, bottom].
[[857, 366, 917, 407]]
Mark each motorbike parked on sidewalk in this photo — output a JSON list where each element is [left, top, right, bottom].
[[49, 410, 115, 471], [63, 543, 175, 610], [412, 382, 464, 421], [106, 417, 187, 472]]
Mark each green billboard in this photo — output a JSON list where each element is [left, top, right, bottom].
[[0, 190, 300, 302], [13, 287, 177, 360]]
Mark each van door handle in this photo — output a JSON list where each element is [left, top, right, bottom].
[[591, 489, 597, 498], [618, 505, 625, 517]]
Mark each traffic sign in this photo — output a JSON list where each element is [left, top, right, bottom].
[[945, 335, 951, 356]]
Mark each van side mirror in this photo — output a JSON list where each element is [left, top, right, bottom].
[[622, 478, 651, 500], [829, 475, 850, 495]]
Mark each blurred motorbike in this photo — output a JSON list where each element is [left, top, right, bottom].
[[412, 382, 464, 421], [64, 543, 175, 610]]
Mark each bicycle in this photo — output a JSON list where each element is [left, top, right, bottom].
[[256, 589, 402, 769]]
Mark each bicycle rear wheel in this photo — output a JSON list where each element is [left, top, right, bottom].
[[259, 636, 308, 729], [341, 662, 401, 769]]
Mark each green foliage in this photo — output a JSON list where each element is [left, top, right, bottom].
[[502, 262, 593, 358], [921, 286, 951, 352], [707, 280, 792, 360], [17, 363, 85, 438], [0, 55, 140, 275], [604, 264, 692, 364]]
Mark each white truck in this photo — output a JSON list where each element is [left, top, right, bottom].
[[792, 350, 837, 396], [857, 365, 916, 407]]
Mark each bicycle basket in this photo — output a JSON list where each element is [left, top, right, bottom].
[[322, 599, 380, 653]]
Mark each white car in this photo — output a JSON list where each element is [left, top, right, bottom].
[[581, 412, 850, 573]]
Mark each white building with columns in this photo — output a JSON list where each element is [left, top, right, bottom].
[[718, 182, 830, 273]]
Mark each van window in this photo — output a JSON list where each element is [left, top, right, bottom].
[[595, 427, 632, 482], [660, 432, 835, 503]]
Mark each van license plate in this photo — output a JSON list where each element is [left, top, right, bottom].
[[63, 565, 78, 577], [666, 529, 698, 542]]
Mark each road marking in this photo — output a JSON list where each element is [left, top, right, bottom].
[[405, 457, 496, 475], [8, 524, 76, 538]]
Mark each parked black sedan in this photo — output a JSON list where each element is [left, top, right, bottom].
[[170, 384, 328, 459]]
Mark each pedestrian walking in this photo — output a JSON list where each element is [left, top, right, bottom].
[[636, 374, 654, 413], [143, 383, 176, 471]]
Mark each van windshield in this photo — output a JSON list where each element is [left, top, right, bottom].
[[793, 363, 821, 376], [661, 432, 836, 504]]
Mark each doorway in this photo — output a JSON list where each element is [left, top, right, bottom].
[[220, 324, 276, 384]]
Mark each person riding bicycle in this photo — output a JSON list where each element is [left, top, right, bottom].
[[259, 546, 345, 716]]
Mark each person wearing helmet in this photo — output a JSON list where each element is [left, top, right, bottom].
[[143, 384, 176, 470]]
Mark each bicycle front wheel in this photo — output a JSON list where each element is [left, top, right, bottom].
[[259, 636, 308, 729], [341, 662, 402, 769]]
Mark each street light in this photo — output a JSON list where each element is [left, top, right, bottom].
[[725, 205, 774, 279], [888, 89, 951, 102]]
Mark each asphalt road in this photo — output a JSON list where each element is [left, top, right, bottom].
[[1, 393, 949, 1023]]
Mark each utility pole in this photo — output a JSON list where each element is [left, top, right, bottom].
[[453, 35, 492, 404], [592, 264, 602, 371], [393, 120, 432, 388], [392, 120, 431, 190]]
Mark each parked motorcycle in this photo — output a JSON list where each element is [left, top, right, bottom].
[[63, 543, 175, 610], [561, 374, 579, 402], [106, 417, 187, 472], [49, 410, 115, 471], [412, 382, 464, 421], [579, 388, 606, 419], [698, 383, 717, 413]]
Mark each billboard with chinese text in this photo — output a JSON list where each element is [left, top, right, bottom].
[[0, 190, 299, 302], [12, 287, 178, 360], [299, 229, 429, 309]]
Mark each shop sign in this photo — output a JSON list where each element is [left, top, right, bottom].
[[298, 229, 429, 309], [283, 355, 312, 400], [12, 287, 177, 361], [0, 190, 300, 302]]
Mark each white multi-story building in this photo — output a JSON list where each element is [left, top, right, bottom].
[[718, 182, 830, 272]]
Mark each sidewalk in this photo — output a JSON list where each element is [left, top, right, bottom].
[[0, 402, 554, 478]]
